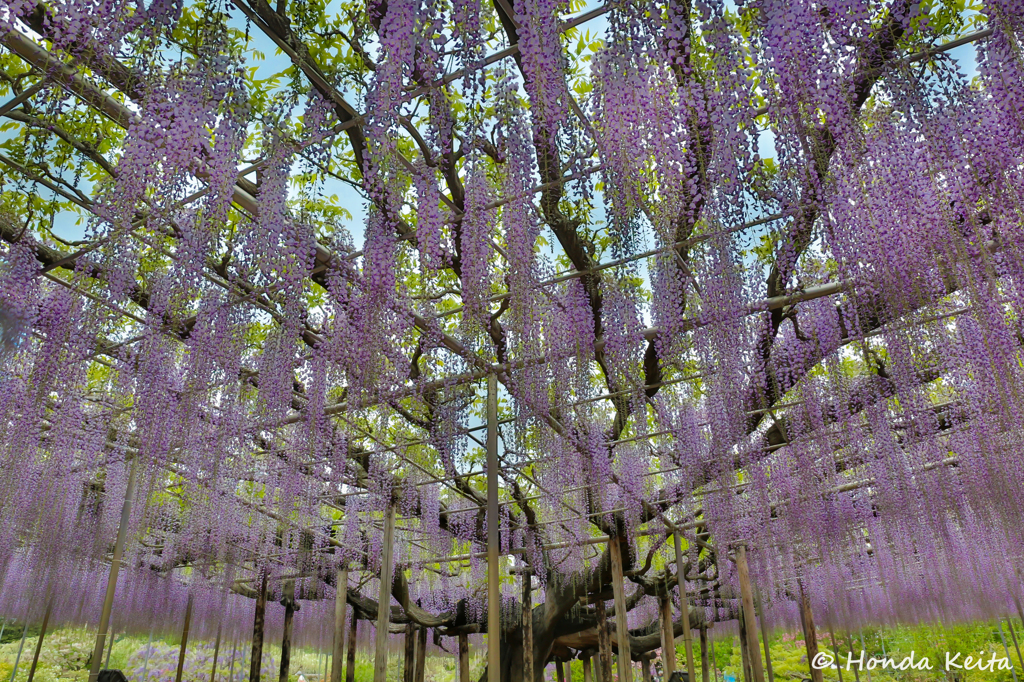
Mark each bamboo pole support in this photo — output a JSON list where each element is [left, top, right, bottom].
[[595, 599, 612, 682], [487, 374, 501, 682], [566, 659, 573, 681], [373, 505, 397, 682], [798, 582, 823, 682], [175, 594, 194, 682], [250, 572, 269, 682], [583, 654, 593, 682], [755, 589, 773, 682], [88, 458, 139, 682], [609, 535, 633, 682], [672, 531, 697, 682], [735, 544, 766, 682], [523, 572, 534, 682], [459, 633, 470, 682], [345, 616, 358, 682], [211, 619, 223, 682], [642, 655, 652, 682], [332, 567, 349, 682], [403, 624, 416, 682], [280, 579, 296, 682], [660, 595, 677, 677], [700, 626, 710, 682], [556, 660, 565, 682], [415, 622, 427, 682], [26, 600, 53, 682]]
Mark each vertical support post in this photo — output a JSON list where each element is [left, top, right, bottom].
[[828, 628, 842, 682], [641, 655, 652, 682], [1006, 618, 1024, 672], [845, 634, 860, 682], [609, 535, 633, 682], [345, 616, 358, 682], [755, 590, 773, 682], [105, 629, 115, 670], [89, 458, 139, 682], [595, 599, 612, 682], [583, 654, 592, 682], [403, 624, 416, 682], [487, 374, 501, 682], [700, 626, 710, 682], [523, 572, 534, 682], [459, 633, 471, 682], [374, 506, 397, 682], [556, 660, 565, 682], [143, 629, 154, 681], [332, 568, 349, 682], [175, 594, 194, 682], [280, 578, 296, 682], [228, 639, 237, 682], [250, 572, 269, 682], [798, 582, 823, 682], [711, 634, 721, 682], [415, 624, 427, 682], [211, 619, 223, 682], [659, 595, 677, 677], [27, 600, 53, 682], [735, 545, 766, 682], [737, 607, 752, 682], [565, 659, 573, 681], [998, 622, 1019, 682], [672, 530, 697, 682], [10, 625, 27, 682]]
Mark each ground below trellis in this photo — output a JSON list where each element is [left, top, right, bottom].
[[0, 621, 1018, 682]]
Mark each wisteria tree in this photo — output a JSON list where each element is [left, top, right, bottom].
[[0, 0, 1023, 680]]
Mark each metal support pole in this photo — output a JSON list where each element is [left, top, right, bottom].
[[735, 545, 766, 682], [175, 594, 194, 682], [10, 625, 27, 682], [999, 622, 1019, 682], [609, 535, 633, 682], [487, 374, 501, 682], [373, 506, 397, 682], [332, 568, 349, 682], [88, 458, 139, 682]]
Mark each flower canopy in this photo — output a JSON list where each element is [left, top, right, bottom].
[[0, 0, 1022, 678]]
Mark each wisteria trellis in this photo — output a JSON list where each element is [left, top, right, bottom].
[[0, 0, 1022, 678]]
